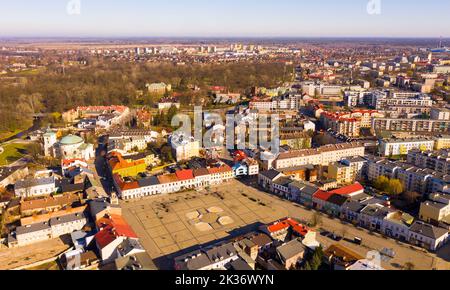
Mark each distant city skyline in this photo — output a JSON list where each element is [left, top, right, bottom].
[[0, 0, 449, 38]]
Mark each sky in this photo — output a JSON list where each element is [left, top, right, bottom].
[[0, 0, 449, 38]]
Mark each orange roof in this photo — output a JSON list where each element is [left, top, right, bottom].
[[175, 169, 194, 181], [267, 218, 309, 237], [95, 214, 138, 249], [157, 174, 179, 184], [62, 158, 86, 167], [108, 152, 145, 171], [113, 174, 139, 191], [208, 165, 232, 175]]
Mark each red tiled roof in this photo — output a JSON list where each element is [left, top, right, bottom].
[[113, 174, 139, 191], [208, 165, 232, 175], [267, 221, 290, 233], [95, 214, 138, 249], [62, 158, 86, 167], [329, 182, 364, 196], [175, 169, 194, 181], [313, 190, 335, 202], [267, 218, 309, 237]]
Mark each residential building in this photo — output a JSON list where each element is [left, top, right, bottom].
[[324, 244, 364, 270], [328, 157, 366, 185], [379, 138, 435, 157], [372, 118, 450, 134], [276, 238, 306, 270], [0, 166, 29, 189], [174, 242, 239, 270], [431, 108, 450, 121], [95, 214, 139, 263], [11, 211, 88, 247], [273, 143, 365, 169], [170, 134, 200, 162], [280, 132, 312, 150], [419, 193, 450, 226], [435, 136, 450, 150], [407, 149, 450, 174], [408, 221, 449, 251], [107, 152, 147, 178], [14, 177, 56, 198]]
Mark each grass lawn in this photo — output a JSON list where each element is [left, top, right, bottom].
[[0, 143, 28, 166], [0, 129, 23, 143]]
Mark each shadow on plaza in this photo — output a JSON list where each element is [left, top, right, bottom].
[[153, 222, 265, 270]]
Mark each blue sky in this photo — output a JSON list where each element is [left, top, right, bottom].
[[0, 0, 449, 37]]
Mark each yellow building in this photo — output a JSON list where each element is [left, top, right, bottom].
[[328, 163, 353, 184], [280, 133, 312, 150], [124, 153, 160, 167], [435, 136, 450, 150], [108, 152, 147, 177]]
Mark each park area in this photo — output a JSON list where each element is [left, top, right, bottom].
[[0, 143, 29, 166]]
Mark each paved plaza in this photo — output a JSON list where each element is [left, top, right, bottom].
[[121, 182, 289, 268]]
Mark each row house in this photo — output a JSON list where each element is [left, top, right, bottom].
[[11, 212, 88, 247], [274, 143, 365, 169], [14, 177, 56, 198], [114, 165, 233, 200]]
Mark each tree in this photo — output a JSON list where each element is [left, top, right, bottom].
[[310, 212, 322, 228], [387, 179, 404, 196], [374, 176, 390, 192], [26, 143, 43, 162], [403, 262, 415, 271], [403, 191, 421, 205]]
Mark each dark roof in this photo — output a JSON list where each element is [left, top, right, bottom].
[[229, 258, 253, 270], [259, 169, 282, 180], [277, 239, 306, 261], [409, 221, 449, 239], [342, 201, 365, 213], [205, 242, 238, 262], [61, 183, 85, 193], [327, 194, 349, 207], [193, 168, 210, 177], [175, 250, 212, 270], [0, 165, 27, 182], [89, 198, 119, 218], [250, 233, 273, 247], [138, 176, 160, 187], [50, 212, 87, 226], [16, 222, 51, 235]]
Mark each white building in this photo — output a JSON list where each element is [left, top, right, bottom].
[[408, 221, 449, 251], [170, 134, 200, 162], [379, 138, 435, 157], [14, 177, 56, 198]]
